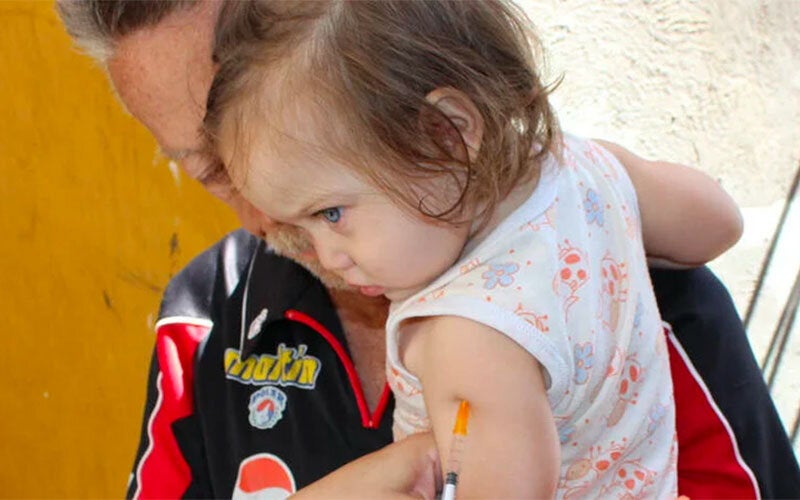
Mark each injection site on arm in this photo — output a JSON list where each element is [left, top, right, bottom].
[[400, 315, 560, 498]]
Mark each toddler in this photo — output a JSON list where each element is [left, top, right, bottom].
[[203, 1, 742, 497]]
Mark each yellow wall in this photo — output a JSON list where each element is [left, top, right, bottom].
[[0, 2, 238, 497]]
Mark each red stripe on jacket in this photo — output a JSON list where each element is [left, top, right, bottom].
[[133, 321, 210, 499], [668, 330, 760, 498]]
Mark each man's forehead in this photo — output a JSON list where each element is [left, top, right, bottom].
[[106, 1, 218, 156]]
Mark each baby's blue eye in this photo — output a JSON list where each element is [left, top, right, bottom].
[[320, 207, 342, 223]]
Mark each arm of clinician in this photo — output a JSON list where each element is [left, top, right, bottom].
[[292, 432, 442, 500], [400, 315, 560, 498], [594, 140, 744, 267]]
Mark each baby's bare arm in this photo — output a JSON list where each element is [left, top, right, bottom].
[[401, 315, 560, 498], [595, 140, 743, 267]]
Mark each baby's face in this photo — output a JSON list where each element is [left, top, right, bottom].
[[218, 97, 471, 301]]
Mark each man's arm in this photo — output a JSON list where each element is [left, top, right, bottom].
[[292, 432, 441, 499], [651, 266, 800, 497], [126, 321, 213, 499], [594, 140, 743, 267]]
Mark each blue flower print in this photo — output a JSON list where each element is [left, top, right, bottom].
[[584, 188, 604, 226], [481, 262, 520, 290], [573, 342, 594, 385], [558, 423, 575, 444]]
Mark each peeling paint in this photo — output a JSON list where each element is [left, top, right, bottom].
[[169, 232, 180, 257]]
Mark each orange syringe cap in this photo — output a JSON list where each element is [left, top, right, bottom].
[[452, 400, 471, 436]]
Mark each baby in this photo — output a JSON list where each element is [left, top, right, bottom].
[[203, 1, 742, 496]]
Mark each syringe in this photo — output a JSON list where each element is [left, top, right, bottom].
[[441, 400, 471, 500]]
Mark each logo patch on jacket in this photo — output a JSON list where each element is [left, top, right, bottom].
[[225, 344, 321, 388], [248, 387, 288, 430]]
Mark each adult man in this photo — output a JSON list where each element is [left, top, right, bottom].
[[57, 1, 799, 498]]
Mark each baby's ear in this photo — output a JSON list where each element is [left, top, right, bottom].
[[422, 87, 484, 162]]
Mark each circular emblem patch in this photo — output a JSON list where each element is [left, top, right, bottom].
[[248, 386, 288, 430]]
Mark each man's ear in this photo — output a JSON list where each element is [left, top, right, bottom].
[[423, 87, 484, 162]]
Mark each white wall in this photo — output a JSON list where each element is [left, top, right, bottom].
[[520, 0, 800, 449]]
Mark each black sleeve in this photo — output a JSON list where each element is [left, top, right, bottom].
[[126, 230, 259, 499], [124, 326, 214, 499]]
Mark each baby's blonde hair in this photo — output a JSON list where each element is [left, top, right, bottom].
[[204, 0, 560, 225]]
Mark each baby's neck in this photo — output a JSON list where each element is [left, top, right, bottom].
[[462, 168, 541, 255]]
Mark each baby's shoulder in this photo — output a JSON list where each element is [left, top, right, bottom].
[[556, 133, 627, 178]]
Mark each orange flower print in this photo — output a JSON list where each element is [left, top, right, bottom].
[[514, 303, 550, 333]]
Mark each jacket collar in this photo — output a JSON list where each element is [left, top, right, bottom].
[[238, 242, 344, 358]]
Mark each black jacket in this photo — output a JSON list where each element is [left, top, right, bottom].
[[126, 230, 798, 498]]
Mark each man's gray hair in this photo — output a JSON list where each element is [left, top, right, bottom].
[[56, 0, 197, 62]]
